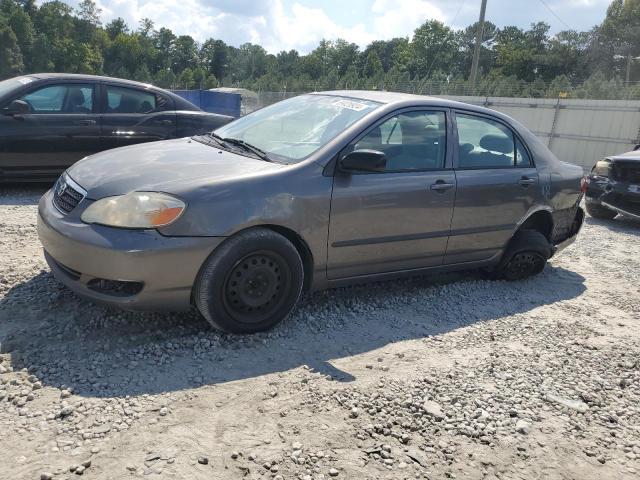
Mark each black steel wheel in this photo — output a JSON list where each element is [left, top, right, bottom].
[[194, 228, 304, 334], [222, 251, 291, 324], [585, 201, 617, 220], [491, 229, 552, 281], [502, 251, 546, 281]]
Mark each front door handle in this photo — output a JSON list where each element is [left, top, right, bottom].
[[518, 177, 536, 186], [430, 181, 455, 192], [154, 119, 173, 126], [75, 119, 96, 126]]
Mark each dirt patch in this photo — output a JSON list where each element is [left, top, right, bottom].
[[1, 187, 639, 480]]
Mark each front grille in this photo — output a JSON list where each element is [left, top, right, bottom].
[[53, 174, 86, 214], [612, 161, 640, 184]]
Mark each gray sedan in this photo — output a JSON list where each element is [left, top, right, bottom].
[[37, 91, 585, 333]]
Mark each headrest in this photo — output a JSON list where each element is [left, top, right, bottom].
[[68, 89, 86, 106], [479, 134, 513, 154]]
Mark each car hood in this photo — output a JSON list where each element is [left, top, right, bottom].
[[67, 138, 284, 199]]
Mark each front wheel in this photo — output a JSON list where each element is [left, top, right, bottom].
[[492, 230, 552, 281], [586, 201, 617, 220], [194, 228, 304, 334]]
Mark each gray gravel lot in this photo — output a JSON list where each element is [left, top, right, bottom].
[[0, 186, 639, 480]]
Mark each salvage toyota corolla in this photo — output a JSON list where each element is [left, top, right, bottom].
[[38, 91, 585, 333]]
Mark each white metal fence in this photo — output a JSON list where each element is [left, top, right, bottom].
[[251, 92, 640, 171]]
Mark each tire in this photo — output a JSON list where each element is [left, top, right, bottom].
[[586, 201, 617, 220], [492, 230, 552, 281], [194, 228, 304, 334]]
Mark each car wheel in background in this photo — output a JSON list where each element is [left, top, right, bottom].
[[194, 228, 304, 334], [585, 201, 617, 220], [492, 230, 552, 281]]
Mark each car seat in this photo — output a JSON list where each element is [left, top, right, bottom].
[[66, 88, 90, 114], [461, 134, 514, 167], [385, 117, 444, 170]]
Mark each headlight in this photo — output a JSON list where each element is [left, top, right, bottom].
[[81, 192, 185, 228]]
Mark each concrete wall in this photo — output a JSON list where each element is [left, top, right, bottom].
[[442, 96, 640, 170]]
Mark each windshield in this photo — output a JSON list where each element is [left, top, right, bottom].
[[213, 94, 381, 163], [0, 76, 34, 99]]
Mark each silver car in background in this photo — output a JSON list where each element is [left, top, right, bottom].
[[37, 91, 585, 333]]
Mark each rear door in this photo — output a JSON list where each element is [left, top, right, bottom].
[[0, 81, 100, 179], [99, 83, 177, 151], [327, 109, 456, 279], [444, 111, 541, 265]]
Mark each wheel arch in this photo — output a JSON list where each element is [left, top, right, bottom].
[[517, 208, 554, 242], [231, 224, 315, 291]]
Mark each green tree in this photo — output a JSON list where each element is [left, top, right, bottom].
[[105, 17, 127, 39], [0, 20, 23, 77], [363, 50, 383, 77], [411, 20, 457, 77]]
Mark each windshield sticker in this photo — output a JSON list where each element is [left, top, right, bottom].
[[333, 99, 369, 111], [17, 77, 33, 85]]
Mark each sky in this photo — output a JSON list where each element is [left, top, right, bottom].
[[66, 0, 613, 53]]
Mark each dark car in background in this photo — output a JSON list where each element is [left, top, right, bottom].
[[584, 148, 640, 221], [0, 74, 233, 181]]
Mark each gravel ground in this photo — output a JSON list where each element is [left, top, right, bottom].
[[0, 186, 639, 480]]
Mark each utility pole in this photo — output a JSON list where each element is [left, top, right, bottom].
[[470, 0, 488, 89]]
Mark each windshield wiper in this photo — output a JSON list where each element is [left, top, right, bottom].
[[220, 137, 272, 162], [207, 132, 228, 147]]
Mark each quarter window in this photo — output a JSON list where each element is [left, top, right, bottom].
[[456, 114, 529, 168], [352, 111, 447, 171], [106, 86, 157, 114], [20, 84, 94, 113]]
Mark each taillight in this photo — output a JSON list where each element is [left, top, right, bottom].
[[580, 176, 588, 193]]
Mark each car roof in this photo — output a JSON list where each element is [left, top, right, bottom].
[[26, 73, 157, 89], [313, 90, 500, 116]]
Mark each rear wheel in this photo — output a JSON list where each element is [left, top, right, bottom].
[[194, 228, 304, 334], [492, 230, 552, 281], [586, 201, 617, 220]]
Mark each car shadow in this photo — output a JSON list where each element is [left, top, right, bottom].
[[0, 265, 586, 397], [0, 184, 48, 205], [584, 214, 640, 234]]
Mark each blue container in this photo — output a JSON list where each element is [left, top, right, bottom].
[[171, 90, 241, 118]]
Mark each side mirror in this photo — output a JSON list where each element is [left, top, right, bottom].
[[4, 99, 29, 116], [339, 149, 387, 173], [634, 144, 640, 151]]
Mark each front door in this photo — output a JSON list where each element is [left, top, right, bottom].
[[444, 111, 541, 264], [100, 84, 176, 151], [327, 109, 456, 279], [0, 82, 100, 179]]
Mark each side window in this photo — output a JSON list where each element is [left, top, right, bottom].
[[20, 84, 93, 114], [353, 111, 446, 171], [456, 114, 516, 168], [106, 86, 156, 114], [515, 138, 531, 166]]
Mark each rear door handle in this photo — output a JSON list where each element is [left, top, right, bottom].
[[75, 119, 96, 126], [430, 181, 455, 192], [518, 177, 536, 186]]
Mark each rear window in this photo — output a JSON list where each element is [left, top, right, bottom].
[[106, 86, 157, 114]]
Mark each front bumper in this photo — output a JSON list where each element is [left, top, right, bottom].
[[586, 175, 640, 220], [38, 190, 225, 311]]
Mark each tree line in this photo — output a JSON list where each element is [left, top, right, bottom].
[[1, 0, 639, 99]]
